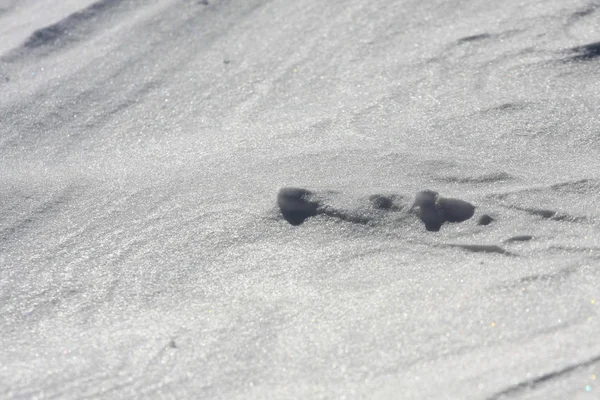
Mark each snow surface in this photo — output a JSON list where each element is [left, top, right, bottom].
[[1, 0, 600, 398]]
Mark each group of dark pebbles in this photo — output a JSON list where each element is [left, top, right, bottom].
[[277, 187, 494, 232]]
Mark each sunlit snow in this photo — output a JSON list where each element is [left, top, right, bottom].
[[1, 0, 599, 398]]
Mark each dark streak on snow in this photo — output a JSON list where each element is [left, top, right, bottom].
[[487, 353, 600, 399], [0, 186, 81, 245], [440, 244, 514, 255], [518, 264, 577, 284], [506, 206, 585, 222], [571, 4, 598, 19], [433, 171, 514, 184], [457, 33, 492, 44], [568, 41, 600, 62], [2, 0, 123, 62], [504, 235, 534, 243], [25, 0, 121, 49], [488, 179, 600, 200], [482, 102, 531, 114]]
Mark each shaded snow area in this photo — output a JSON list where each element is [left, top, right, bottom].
[[1, 0, 600, 398]]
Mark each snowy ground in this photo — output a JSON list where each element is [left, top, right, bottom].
[[1, 0, 600, 398]]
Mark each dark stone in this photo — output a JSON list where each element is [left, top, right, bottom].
[[424, 219, 443, 232], [413, 191, 445, 232], [478, 214, 494, 226], [369, 194, 400, 210], [438, 197, 475, 223], [277, 187, 319, 226], [413, 190, 475, 231], [369, 195, 393, 210]]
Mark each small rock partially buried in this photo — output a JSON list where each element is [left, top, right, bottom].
[[277, 187, 320, 226], [412, 190, 444, 231], [438, 197, 476, 223], [478, 214, 494, 226], [277, 187, 475, 230], [368, 194, 402, 211], [413, 190, 475, 231]]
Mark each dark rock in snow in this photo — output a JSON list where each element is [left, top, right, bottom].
[[369, 194, 394, 210], [277, 187, 374, 226], [368, 194, 402, 211], [277, 187, 320, 225], [413, 190, 445, 231], [413, 190, 475, 231], [278, 188, 473, 229], [478, 214, 494, 226], [437, 197, 476, 223]]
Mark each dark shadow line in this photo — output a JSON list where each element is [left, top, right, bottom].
[[487, 354, 600, 399]]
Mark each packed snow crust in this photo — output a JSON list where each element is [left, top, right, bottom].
[[1, 0, 600, 398]]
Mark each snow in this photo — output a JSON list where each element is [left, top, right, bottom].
[[1, 0, 599, 398]]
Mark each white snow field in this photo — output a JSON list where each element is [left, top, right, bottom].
[[1, 0, 600, 398]]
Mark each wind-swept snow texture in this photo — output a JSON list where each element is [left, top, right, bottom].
[[1, 0, 600, 398]]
